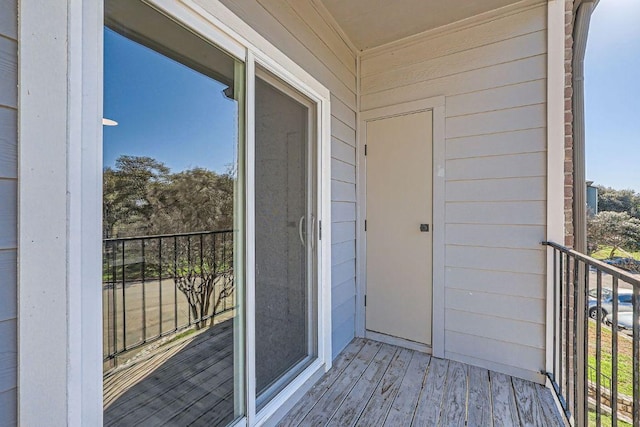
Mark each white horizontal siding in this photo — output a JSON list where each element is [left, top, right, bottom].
[[446, 268, 545, 299], [446, 128, 546, 160], [445, 224, 545, 250], [213, 0, 358, 356], [0, 36, 17, 109], [361, 5, 548, 381], [0, 250, 16, 322], [0, 108, 17, 178], [0, 319, 16, 394], [446, 201, 546, 225], [0, 2, 16, 424]]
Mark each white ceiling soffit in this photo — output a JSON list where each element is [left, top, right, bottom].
[[319, 0, 529, 50]]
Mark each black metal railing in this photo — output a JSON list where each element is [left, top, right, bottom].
[[543, 241, 640, 426], [103, 230, 235, 367]]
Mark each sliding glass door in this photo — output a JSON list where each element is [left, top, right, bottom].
[[254, 69, 318, 409], [102, 1, 245, 425], [101, 2, 322, 425]]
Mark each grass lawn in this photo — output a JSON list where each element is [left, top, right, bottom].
[[589, 409, 632, 427], [588, 319, 634, 397], [591, 245, 640, 261]]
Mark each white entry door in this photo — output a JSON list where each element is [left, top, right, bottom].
[[365, 110, 433, 346]]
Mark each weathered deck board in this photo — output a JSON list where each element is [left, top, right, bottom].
[[296, 340, 382, 426], [412, 356, 449, 426], [490, 371, 521, 427], [383, 351, 430, 426], [440, 360, 469, 427], [325, 344, 397, 426], [467, 365, 493, 427], [535, 382, 567, 426], [104, 320, 235, 426], [278, 338, 366, 427], [512, 376, 548, 426], [280, 338, 564, 427], [104, 333, 564, 427], [354, 347, 412, 426]]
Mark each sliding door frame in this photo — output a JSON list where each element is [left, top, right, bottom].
[[18, 0, 332, 424]]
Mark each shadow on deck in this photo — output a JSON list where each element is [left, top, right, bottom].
[[279, 338, 565, 426], [103, 319, 235, 426]]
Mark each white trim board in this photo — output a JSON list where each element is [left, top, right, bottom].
[[545, 0, 566, 378], [356, 96, 446, 359]]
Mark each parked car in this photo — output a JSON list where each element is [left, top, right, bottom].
[[588, 288, 634, 321], [604, 311, 637, 334], [588, 287, 613, 301], [603, 257, 640, 273]]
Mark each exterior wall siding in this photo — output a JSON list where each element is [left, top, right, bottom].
[[211, 0, 359, 358], [0, 0, 18, 424], [361, 4, 548, 383]]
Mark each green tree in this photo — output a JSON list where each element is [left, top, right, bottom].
[[597, 186, 640, 219], [147, 167, 234, 234], [103, 155, 169, 237], [587, 211, 640, 258]]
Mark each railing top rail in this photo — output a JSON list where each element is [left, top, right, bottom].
[[543, 240, 640, 287], [104, 229, 234, 243]]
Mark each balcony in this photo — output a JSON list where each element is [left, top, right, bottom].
[[101, 231, 640, 426], [544, 241, 640, 426], [279, 338, 563, 426]]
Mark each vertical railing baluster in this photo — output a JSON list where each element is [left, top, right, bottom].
[[111, 240, 117, 360], [174, 236, 178, 332], [122, 239, 127, 350], [583, 260, 589, 424], [142, 239, 146, 343], [558, 249, 564, 402], [565, 252, 571, 413], [612, 276, 619, 427], [158, 236, 163, 337], [213, 232, 218, 315], [633, 277, 640, 427], [573, 255, 579, 418], [596, 270, 603, 427], [553, 248, 558, 387], [200, 233, 204, 325], [187, 235, 191, 326]]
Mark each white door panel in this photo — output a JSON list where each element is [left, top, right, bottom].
[[366, 110, 433, 346]]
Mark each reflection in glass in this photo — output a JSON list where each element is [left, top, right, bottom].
[[102, 1, 244, 425], [255, 69, 318, 408]]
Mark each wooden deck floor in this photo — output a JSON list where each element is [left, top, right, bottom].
[[279, 338, 565, 427], [104, 320, 235, 426]]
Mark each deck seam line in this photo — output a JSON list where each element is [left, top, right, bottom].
[[291, 339, 367, 426], [321, 342, 385, 426], [408, 354, 432, 427], [351, 346, 400, 427], [509, 376, 524, 425], [379, 349, 415, 426], [436, 360, 452, 427]]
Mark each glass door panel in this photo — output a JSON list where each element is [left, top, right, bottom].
[[102, 1, 245, 425], [254, 69, 318, 409]]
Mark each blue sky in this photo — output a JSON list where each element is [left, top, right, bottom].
[[585, 0, 640, 191], [103, 28, 238, 174]]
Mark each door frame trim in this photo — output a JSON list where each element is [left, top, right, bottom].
[[356, 97, 446, 358]]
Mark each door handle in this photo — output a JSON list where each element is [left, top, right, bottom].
[[420, 224, 429, 232], [299, 215, 306, 247]]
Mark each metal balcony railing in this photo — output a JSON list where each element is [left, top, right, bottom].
[[103, 230, 235, 367], [543, 241, 640, 426]]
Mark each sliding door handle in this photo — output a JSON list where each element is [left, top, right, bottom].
[[299, 215, 306, 247]]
